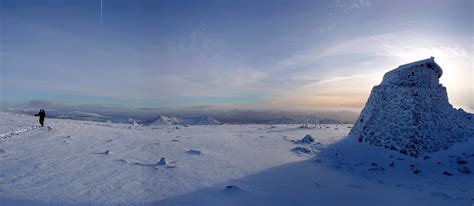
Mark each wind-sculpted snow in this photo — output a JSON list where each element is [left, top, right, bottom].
[[0, 126, 36, 140], [350, 57, 474, 157], [0, 111, 471, 205]]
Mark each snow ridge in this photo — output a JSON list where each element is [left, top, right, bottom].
[[0, 126, 38, 141]]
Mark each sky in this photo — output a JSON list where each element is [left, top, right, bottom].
[[1, 0, 473, 112]]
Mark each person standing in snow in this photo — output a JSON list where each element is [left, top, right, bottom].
[[35, 109, 46, 127]]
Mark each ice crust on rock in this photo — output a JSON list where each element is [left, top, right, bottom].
[[349, 57, 474, 157], [302, 134, 315, 143], [157, 157, 170, 165]]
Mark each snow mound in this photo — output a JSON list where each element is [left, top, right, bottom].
[[150, 115, 181, 125], [291, 146, 312, 154], [157, 157, 171, 165], [301, 134, 315, 143], [349, 57, 474, 157]]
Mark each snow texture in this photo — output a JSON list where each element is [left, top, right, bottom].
[[0, 111, 472, 205], [349, 57, 474, 157]]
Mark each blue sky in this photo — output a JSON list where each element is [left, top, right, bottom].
[[1, 0, 473, 111]]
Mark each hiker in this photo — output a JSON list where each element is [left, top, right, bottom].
[[35, 109, 46, 127]]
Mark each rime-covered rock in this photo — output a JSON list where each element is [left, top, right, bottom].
[[302, 134, 315, 143], [349, 57, 474, 157], [157, 157, 170, 165]]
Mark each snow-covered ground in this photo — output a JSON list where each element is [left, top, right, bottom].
[[0, 112, 472, 205]]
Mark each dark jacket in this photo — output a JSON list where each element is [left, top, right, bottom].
[[35, 109, 46, 119]]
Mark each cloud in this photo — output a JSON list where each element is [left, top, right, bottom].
[[142, 67, 267, 98], [336, 0, 374, 12], [136, 29, 270, 99], [27, 100, 66, 107], [299, 73, 382, 88], [275, 30, 472, 72], [320, 31, 472, 60], [260, 30, 473, 111]]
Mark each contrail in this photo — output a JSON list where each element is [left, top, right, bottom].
[[99, 0, 103, 41], [100, 0, 103, 26]]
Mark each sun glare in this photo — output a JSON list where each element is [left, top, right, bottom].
[[394, 48, 472, 111]]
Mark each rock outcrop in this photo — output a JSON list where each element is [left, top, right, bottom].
[[349, 57, 474, 157]]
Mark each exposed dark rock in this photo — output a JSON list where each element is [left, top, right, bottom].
[[458, 167, 471, 174]]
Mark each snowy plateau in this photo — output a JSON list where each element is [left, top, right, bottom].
[[0, 111, 472, 206], [0, 58, 473, 206]]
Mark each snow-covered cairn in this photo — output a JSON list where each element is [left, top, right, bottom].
[[349, 57, 474, 157]]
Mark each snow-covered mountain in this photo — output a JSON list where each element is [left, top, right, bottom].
[[180, 116, 221, 125], [319, 118, 341, 124], [269, 117, 300, 124], [149, 115, 181, 125], [149, 115, 221, 126]]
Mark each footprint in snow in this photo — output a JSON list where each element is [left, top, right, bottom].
[[116, 159, 129, 164], [185, 149, 202, 155], [223, 185, 244, 193], [347, 185, 365, 189], [430, 192, 453, 200], [92, 150, 111, 155], [132, 158, 177, 169]]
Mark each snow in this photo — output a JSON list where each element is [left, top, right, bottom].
[[180, 116, 221, 125], [301, 134, 315, 143], [0, 111, 472, 205], [350, 57, 474, 157], [149, 115, 181, 125]]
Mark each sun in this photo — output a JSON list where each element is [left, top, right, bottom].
[[392, 48, 473, 111]]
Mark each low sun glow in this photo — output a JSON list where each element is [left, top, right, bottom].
[[392, 46, 472, 112]]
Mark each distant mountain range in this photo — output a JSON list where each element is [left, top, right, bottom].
[[148, 115, 221, 126], [0, 100, 359, 124]]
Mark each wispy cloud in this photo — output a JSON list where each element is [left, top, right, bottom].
[[336, 0, 374, 12], [260, 30, 473, 111], [2, 1, 471, 111], [299, 73, 382, 88]]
